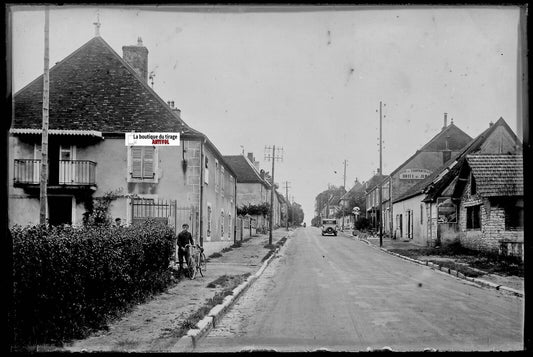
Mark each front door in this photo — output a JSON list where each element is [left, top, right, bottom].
[[48, 196, 72, 226]]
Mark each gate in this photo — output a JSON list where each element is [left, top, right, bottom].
[[175, 205, 198, 240], [131, 198, 197, 236], [131, 198, 175, 228]]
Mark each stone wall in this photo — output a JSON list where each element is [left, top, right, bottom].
[[459, 176, 524, 255]]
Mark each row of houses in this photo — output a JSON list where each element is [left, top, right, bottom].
[[341, 115, 523, 259], [8, 34, 287, 245]]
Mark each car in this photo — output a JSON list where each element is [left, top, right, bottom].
[[321, 218, 338, 236]]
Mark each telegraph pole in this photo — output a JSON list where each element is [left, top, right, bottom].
[[264, 145, 283, 245], [379, 101, 383, 247], [39, 6, 50, 225], [342, 159, 347, 231], [283, 181, 291, 230]]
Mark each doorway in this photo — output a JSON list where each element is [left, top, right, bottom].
[[48, 196, 72, 226]]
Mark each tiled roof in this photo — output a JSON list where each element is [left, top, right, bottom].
[[223, 155, 269, 186], [13, 36, 197, 134], [276, 191, 287, 204], [388, 123, 472, 177], [365, 174, 388, 192], [340, 181, 364, 200], [394, 117, 521, 203], [466, 154, 523, 196]]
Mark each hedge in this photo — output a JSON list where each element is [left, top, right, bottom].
[[9, 220, 175, 347]]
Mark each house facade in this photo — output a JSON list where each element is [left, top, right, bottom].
[[381, 118, 472, 237], [9, 35, 236, 244], [338, 179, 364, 230], [364, 171, 388, 230], [392, 118, 523, 258], [223, 154, 271, 233]]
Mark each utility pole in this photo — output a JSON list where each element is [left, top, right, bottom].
[[341, 159, 347, 231], [283, 181, 291, 230], [264, 145, 283, 245], [379, 101, 384, 247], [39, 6, 50, 225]]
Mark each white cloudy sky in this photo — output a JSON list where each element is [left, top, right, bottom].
[[10, 5, 522, 222]]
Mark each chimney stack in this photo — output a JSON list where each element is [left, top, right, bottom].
[[123, 37, 149, 82], [247, 152, 254, 163], [443, 113, 448, 130]]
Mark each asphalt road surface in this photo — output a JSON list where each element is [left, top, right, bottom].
[[196, 227, 523, 352]]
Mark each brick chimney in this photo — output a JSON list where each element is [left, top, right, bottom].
[[167, 101, 181, 119], [442, 113, 448, 131], [247, 152, 254, 163], [123, 37, 149, 82]]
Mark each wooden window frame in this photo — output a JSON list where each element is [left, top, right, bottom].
[[128, 146, 158, 182]]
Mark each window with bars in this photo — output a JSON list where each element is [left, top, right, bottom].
[[466, 205, 481, 229], [129, 146, 156, 181]]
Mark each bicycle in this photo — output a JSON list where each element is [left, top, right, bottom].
[[185, 244, 207, 280]]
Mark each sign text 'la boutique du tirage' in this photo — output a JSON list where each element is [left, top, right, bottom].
[[125, 133, 180, 146]]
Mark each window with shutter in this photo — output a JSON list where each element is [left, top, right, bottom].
[[143, 147, 154, 179], [130, 146, 156, 181], [132, 147, 143, 178]]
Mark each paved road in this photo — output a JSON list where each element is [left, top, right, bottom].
[[196, 227, 523, 352]]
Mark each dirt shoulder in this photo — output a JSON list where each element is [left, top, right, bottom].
[[62, 229, 292, 352], [359, 235, 524, 294]]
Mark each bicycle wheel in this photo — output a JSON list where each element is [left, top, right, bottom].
[[198, 253, 207, 277], [188, 257, 197, 280]]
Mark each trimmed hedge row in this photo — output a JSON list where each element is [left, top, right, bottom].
[[9, 220, 175, 347]]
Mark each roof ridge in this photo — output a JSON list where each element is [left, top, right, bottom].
[[96, 36, 197, 133], [387, 123, 472, 177]]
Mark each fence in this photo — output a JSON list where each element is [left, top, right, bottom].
[[131, 198, 196, 236]]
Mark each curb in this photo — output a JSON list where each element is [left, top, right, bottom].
[[171, 232, 293, 352], [358, 237, 523, 298]]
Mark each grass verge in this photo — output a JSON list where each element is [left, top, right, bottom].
[[388, 242, 523, 278], [166, 273, 251, 339], [261, 236, 288, 262]]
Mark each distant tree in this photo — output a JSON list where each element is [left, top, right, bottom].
[[288, 201, 304, 226], [314, 185, 346, 218]]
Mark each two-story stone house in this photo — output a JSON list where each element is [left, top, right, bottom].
[[374, 116, 472, 237], [223, 153, 271, 232], [392, 118, 523, 255], [9, 35, 236, 245]]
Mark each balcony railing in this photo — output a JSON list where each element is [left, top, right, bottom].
[[14, 159, 96, 186]]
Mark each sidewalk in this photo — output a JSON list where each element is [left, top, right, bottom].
[[343, 232, 524, 296], [63, 228, 293, 352]]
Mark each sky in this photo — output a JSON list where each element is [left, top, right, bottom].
[[9, 5, 522, 223]]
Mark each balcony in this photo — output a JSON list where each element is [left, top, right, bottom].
[[14, 159, 96, 188]]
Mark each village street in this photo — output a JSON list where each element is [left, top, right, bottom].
[[195, 227, 523, 352]]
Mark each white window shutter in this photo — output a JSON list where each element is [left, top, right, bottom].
[[143, 147, 155, 178], [132, 147, 143, 178]]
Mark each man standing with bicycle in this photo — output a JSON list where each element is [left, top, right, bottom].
[[177, 223, 194, 272]]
